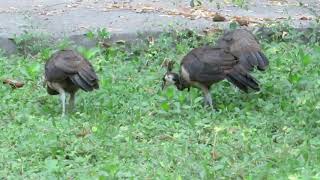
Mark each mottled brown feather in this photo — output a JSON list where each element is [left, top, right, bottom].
[[180, 46, 260, 92], [45, 49, 99, 94], [181, 47, 238, 88], [216, 29, 269, 71]]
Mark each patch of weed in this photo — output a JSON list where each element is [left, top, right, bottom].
[[13, 31, 52, 56]]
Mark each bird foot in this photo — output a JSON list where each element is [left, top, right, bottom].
[[204, 103, 217, 112], [203, 99, 217, 112], [67, 106, 75, 113]]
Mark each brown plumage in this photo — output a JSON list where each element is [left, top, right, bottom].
[[44, 49, 99, 116], [162, 29, 269, 109], [216, 29, 269, 71]]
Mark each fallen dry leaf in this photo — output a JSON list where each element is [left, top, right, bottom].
[[161, 58, 174, 69], [190, 0, 203, 8], [101, 2, 280, 24], [158, 134, 174, 141], [235, 16, 250, 26], [134, 5, 157, 13], [212, 13, 226, 22], [211, 150, 220, 160], [282, 31, 288, 38], [105, 2, 131, 10], [98, 41, 111, 49], [148, 36, 155, 45], [203, 27, 223, 35], [115, 40, 126, 45], [76, 128, 91, 138], [299, 16, 312, 20], [276, 17, 287, 20], [3, 79, 24, 89], [263, 18, 273, 22], [228, 127, 239, 134]]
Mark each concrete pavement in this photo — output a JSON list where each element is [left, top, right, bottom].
[[0, 0, 319, 54]]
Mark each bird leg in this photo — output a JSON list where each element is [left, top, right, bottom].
[[59, 90, 66, 117], [48, 82, 67, 117], [69, 93, 75, 112], [53, 85, 66, 117], [199, 85, 214, 111], [204, 92, 213, 108]]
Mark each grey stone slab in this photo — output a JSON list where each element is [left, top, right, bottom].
[[0, 37, 17, 55]]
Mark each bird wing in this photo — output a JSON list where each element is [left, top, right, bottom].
[[216, 29, 269, 71], [45, 50, 99, 91], [182, 47, 238, 84], [45, 50, 83, 82], [53, 50, 85, 73]]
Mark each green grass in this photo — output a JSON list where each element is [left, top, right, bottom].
[[1, 31, 320, 179]]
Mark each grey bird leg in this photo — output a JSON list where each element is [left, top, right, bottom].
[[69, 93, 75, 112], [199, 85, 214, 111], [59, 90, 66, 117], [203, 92, 214, 112], [54, 86, 66, 117], [49, 82, 66, 116], [204, 92, 213, 108]]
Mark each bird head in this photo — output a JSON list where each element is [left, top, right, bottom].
[[162, 72, 181, 90], [161, 60, 182, 90]]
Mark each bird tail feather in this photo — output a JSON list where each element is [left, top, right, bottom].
[[226, 65, 260, 93], [240, 51, 269, 72], [70, 66, 99, 92]]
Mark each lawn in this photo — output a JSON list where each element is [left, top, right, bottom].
[[0, 30, 320, 179]]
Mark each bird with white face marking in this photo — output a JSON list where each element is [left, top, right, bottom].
[[161, 29, 269, 110], [44, 49, 99, 116]]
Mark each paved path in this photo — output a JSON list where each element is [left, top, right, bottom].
[[0, 0, 319, 54]]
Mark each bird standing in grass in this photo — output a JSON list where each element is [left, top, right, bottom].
[[44, 49, 99, 116], [162, 29, 269, 109]]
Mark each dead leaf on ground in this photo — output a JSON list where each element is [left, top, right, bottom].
[[228, 127, 239, 134], [105, 2, 131, 10], [98, 41, 111, 49], [76, 128, 91, 138], [235, 16, 250, 26], [212, 13, 226, 22], [211, 150, 220, 160], [134, 4, 158, 13], [161, 58, 174, 69], [158, 134, 175, 141], [3, 79, 25, 89], [190, 0, 203, 8], [115, 40, 126, 45], [282, 31, 288, 38], [263, 18, 273, 22], [276, 17, 287, 20], [203, 27, 223, 35], [102, 2, 284, 24], [148, 36, 155, 45], [299, 16, 312, 20]]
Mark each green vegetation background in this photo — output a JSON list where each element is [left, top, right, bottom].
[[1, 25, 320, 179]]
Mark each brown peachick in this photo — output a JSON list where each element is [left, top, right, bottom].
[[162, 29, 269, 109], [44, 49, 99, 116]]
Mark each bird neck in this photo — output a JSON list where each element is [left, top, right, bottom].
[[175, 75, 189, 91]]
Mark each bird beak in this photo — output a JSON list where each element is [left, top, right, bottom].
[[161, 81, 166, 90]]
